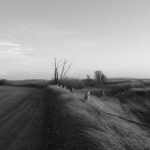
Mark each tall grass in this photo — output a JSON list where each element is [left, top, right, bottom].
[[46, 86, 150, 150]]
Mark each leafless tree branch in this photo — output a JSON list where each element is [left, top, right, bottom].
[[52, 58, 72, 84]]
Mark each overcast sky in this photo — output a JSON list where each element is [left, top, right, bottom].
[[0, 0, 150, 79]]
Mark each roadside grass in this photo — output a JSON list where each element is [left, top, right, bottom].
[[46, 86, 150, 150]]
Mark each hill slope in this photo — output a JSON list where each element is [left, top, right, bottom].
[[46, 86, 150, 150]]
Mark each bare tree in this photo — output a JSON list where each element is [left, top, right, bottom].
[[94, 70, 107, 96], [60, 60, 72, 79], [53, 58, 72, 84], [54, 59, 61, 84], [86, 74, 91, 80]]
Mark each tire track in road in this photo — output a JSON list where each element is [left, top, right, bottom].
[[0, 87, 48, 150], [0, 93, 35, 126], [0, 91, 32, 115], [0, 104, 36, 149]]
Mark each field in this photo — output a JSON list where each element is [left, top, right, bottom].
[[0, 80, 150, 150]]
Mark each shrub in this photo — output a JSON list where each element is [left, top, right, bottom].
[[0, 79, 7, 85]]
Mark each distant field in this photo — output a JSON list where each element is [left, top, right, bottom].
[[0, 86, 48, 150], [0, 79, 49, 87]]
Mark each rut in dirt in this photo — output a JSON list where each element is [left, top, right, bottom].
[[0, 86, 49, 150]]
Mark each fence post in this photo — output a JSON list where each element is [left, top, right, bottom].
[[102, 90, 105, 96], [84, 91, 90, 101], [70, 88, 74, 93]]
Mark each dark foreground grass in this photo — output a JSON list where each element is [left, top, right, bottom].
[[45, 86, 98, 150], [46, 86, 150, 150]]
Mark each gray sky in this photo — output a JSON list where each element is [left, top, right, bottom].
[[0, 0, 150, 79]]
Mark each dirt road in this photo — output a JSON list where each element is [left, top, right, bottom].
[[0, 86, 48, 150]]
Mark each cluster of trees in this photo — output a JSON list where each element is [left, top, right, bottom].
[[52, 59, 107, 96], [94, 70, 107, 96]]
